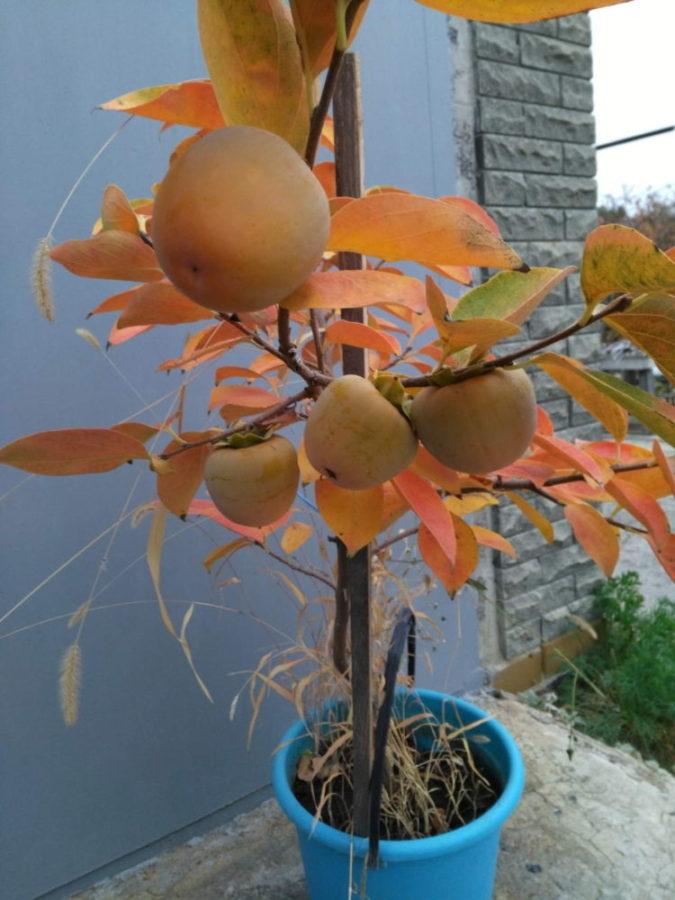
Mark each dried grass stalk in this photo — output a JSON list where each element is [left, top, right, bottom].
[[31, 236, 55, 322], [59, 641, 81, 726]]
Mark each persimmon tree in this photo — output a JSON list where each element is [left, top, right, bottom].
[[2, 0, 672, 836]]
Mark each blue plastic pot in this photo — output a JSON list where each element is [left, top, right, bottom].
[[272, 689, 524, 900]]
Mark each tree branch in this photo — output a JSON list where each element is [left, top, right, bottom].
[[159, 389, 310, 459], [263, 547, 336, 591], [401, 294, 632, 388], [372, 460, 658, 553]]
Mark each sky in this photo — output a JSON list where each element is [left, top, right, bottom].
[[591, 0, 674, 203]]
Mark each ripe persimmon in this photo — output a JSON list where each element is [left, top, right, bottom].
[[152, 126, 329, 313], [304, 375, 417, 490], [411, 368, 536, 474], [204, 435, 299, 526]]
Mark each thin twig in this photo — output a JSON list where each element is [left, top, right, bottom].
[[160, 389, 310, 459], [263, 547, 336, 591], [309, 309, 327, 373]]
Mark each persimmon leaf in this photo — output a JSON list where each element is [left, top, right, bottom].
[[328, 193, 524, 270], [418, 516, 477, 594], [100, 184, 138, 234], [157, 433, 213, 518], [290, 0, 370, 74], [534, 352, 628, 442], [280, 522, 314, 553], [315, 481, 383, 556], [393, 470, 456, 565], [118, 282, 214, 327], [0, 428, 148, 475], [581, 225, 675, 306], [565, 503, 619, 577], [454, 267, 574, 325], [416, 0, 630, 23], [208, 385, 281, 420], [198, 0, 308, 153], [605, 293, 675, 384], [100, 80, 224, 130], [505, 491, 554, 543], [51, 232, 163, 282], [323, 320, 400, 356], [281, 270, 425, 313]]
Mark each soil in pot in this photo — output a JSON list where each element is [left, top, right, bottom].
[[293, 723, 501, 841]]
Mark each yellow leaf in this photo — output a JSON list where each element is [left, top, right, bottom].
[[454, 267, 574, 326], [203, 538, 253, 572], [581, 225, 675, 306], [534, 352, 628, 442], [606, 293, 675, 384], [297, 439, 321, 484], [273, 570, 308, 607], [444, 493, 498, 516], [315, 480, 384, 556], [198, 0, 308, 153], [281, 522, 314, 553], [505, 492, 554, 543], [147, 504, 176, 638], [416, 0, 630, 24]]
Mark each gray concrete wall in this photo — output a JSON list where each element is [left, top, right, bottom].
[[0, 2, 481, 898], [455, 14, 606, 667]]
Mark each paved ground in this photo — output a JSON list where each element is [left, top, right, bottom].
[[75, 694, 675, 900]]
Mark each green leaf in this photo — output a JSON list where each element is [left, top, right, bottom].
[[572, 370, 675, 447], [453, 267, 574, 326]]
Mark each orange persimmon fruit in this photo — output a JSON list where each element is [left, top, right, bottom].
[[152, 126, 329, 313], [411, 368, 536, 474], [204, 435, 299, 526], [304, 375, 417, 490]]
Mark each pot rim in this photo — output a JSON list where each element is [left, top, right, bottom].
[[272, 688, 525, 862]]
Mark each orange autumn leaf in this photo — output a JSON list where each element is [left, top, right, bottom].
[[440, 196, 500, 236], [313, 161, 336, 199], [203, 537, 254, 572], [418, 516, 478, 594], [315, 481, 383, 556], [290, 0, 370, 74], [118, 282, 214, 328], [617, 464, 671, 501], [100, 184, 138, 234], [280, 522, 314, 554], [214, 366, 269, 385], [410, 445, 462, 495], [208, 385, 280, 417], [605, 477, 670, 541], [565, 503, 619, 577], [323, 320, 400, 356], [444, 493, 498, 517], [197, 0, 308, 153], [328, 193, 524, 270], [378, 481, 410, 533], [534, 352, 628, 442], [188, 498, 289, 542], [108, 322, 154, 346], [100, 80, 224, 130], [88, 286, 141, 317], [533, 434, 612, 485], [581, 224, 675, 306], [471, 525, 516, 559], [0, 428, 148, 475], [297, 439, 321, 484], [282, 270, 426, 314], [112, 422, 160, 444], [51, 232, 163, 282], [653, 440, 675, 494], [393, 470, 456, 565], [416, 0, 630, 23], [157, 433, 214, 518]]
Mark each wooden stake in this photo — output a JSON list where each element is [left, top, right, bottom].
[[333, 52, 372, 839]]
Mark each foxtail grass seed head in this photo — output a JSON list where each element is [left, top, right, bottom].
[[31, 236, 55, 322]]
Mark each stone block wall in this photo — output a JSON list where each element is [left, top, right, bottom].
[[469, 15, 606, 662]]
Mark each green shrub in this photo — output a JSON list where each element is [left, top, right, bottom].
[[557, 572, 675, 770]]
